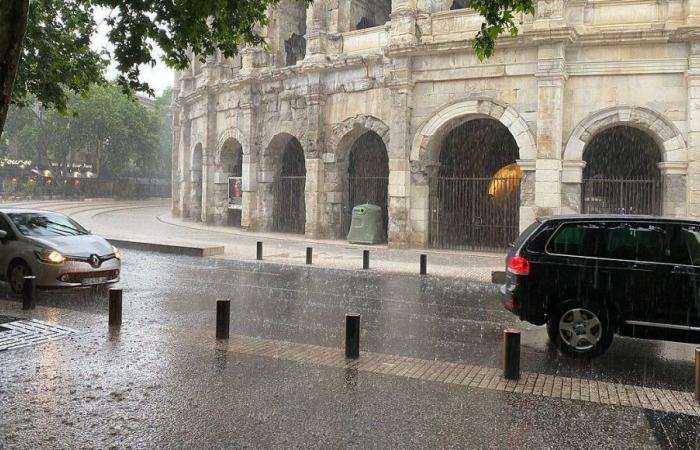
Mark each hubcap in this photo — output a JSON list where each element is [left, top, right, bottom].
[[559, 308, 602, 351], [10, 265, 26, 292]]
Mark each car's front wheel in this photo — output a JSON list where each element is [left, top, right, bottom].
[[547, 302, 614, 358], [8, 260, 32, 295]]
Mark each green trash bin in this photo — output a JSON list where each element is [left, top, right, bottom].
[[347, 203, 383, 244]]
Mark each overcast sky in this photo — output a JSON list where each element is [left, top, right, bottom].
[[91, 7, 173, 97]]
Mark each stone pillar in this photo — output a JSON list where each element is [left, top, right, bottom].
[[305, 1, 329, 63], [560, 160, 586, 214], [171, 97, 181, 217], [390, 0, 418, 47], [304, 73, 327, 239], [408, 162, 437, 248], [202, 93, 218, 223], [178, 106, 191, 220], [660, 162, 688, 217], [686, 39, 700, 219], [240, 153, 258, 230], [688, 0, 700, 25], [517, 160, 537, 229], [238, 82, 261, 231], [388, 56, 413, 248], [534, 41, 567, 217]]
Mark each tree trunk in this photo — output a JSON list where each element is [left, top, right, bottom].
[[0, 0, 30, 138]]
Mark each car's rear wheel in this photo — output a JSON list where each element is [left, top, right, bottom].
[[8, 260, 32, 295], [547, 301, 614, 358]]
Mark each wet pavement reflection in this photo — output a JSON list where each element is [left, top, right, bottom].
[[1, 249, 699, 448]]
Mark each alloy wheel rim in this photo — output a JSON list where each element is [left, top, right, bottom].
[[559, 308, 602, 351]]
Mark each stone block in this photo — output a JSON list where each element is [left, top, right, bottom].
[[536, 159, 562, 171], [388, 184, 408, 197], [536, 193, 561, 208]]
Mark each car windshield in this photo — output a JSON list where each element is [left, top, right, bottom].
[[8, 212, 89, 237]]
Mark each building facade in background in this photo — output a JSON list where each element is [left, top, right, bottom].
[[172, 0, 700, 250]]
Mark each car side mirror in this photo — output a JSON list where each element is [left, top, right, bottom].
[[0, 230, 7, 241]]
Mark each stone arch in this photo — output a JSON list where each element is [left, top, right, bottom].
[[410, 98, 537, 166], [563, 106, 687, 163], [216, 128, 248, 165], [329, 114, 390, 162]]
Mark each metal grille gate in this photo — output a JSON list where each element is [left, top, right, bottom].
[[342, 176, 389, 240], [429, 176, 521, 251], [582, 178, 662, 215], [272, 176, 306, 233]]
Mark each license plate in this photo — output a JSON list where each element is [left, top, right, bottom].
[[82, 277, 108, 286]]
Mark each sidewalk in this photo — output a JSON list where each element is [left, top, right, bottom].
[[2, 199, 505, 282]]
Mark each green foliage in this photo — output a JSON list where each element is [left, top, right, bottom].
[[2, 84, 163, 178], [470, 0, 536, 60]]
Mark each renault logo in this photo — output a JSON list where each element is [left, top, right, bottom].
[[88, 254, 101, 268]]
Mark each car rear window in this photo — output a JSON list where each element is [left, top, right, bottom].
[[670, 225, 700, 266], [512, 221, 541, 249], [547, 222, 603, 257]]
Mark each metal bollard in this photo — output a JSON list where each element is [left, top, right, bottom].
[[306, 247, 313, 265], [503, 328, 521, 380], [345, 314, 361, 359], [216, 300, 231, 340], [363, 250, 370, 270], [695, 348, 700, 402], [108, 288, 123, 327], [420, 254, 427, 275], [256, 241, 263, 261], [22, 276, 36, 310]]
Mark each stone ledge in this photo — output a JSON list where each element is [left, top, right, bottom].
[[108, 239, 225, 257]]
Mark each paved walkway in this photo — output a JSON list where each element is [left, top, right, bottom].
[[0, 199, 505, 281]]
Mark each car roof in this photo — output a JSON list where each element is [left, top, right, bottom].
[[538, 214, 700, 224]]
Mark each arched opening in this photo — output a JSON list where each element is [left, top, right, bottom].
[[219, 139, 243, 227], [350, 0, 391, 31], [430, 119, 521, 250], [272, 0, 307, 66], [450, 0, 468, 9], [343, 131, 389, 242], [582, 126, 662, 215], [190, 144, 204, 221], [272, 137, 306, 233]]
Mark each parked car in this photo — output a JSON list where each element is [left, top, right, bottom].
[[500, 215, 700, 357], [0, 209, 121, 294]]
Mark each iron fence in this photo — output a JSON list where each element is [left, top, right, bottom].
[[582, 178, 661, 215], [272, 175, 306, 234], [429, 176, 521, 251], [342, 175, 389, 241]]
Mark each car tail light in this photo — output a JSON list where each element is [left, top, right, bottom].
[[507, 255, 530, 276]]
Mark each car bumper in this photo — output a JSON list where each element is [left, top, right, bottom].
[[500, 283, 519, 315], [32, 258, 121, 289]]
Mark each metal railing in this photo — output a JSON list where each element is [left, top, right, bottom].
[[582, 178, 662, 215], [272, 176, 306, 234]]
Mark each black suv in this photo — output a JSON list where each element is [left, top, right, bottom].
[[501, 215, 700, 357]]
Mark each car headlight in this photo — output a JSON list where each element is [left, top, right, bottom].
[[35, 249, 66, 264], [112, 245, 121, 260]]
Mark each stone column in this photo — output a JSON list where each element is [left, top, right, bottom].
[[686, 39, 700, 219], [178, 106, 191, 220], [202, 93, 218, 223], [534, 41, 567, 217], [560, 160, 586, 214], [409, 162, 437, 248], [688, 0, 700, 25], [387, 56, 413, 248], [303, 73, 327, 239], [660, 162, 688, 217], [517, 160, 537, 229], [390, 0, 418, 47], [238, 82, 261, 231], [305, 1, 329, 63], [171, 96, 182, 217]]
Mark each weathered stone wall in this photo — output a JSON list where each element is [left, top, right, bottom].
[[172, 0, 700, 249]]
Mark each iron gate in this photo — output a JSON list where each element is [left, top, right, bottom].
[[342, 175, 389, 241], [272, 175, 306, 233], [582, 178, 662, 215], [429, 176, 521, 251]]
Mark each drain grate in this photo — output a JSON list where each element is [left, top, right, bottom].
[[0, 319, 76, 351]]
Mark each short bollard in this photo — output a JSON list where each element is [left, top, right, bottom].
[[345, 314, 361, 359], [216, 300, 231, 340], [306, 247, 313, 265], [363, 250, 370, 270], [420, 254, 427, 275], [256, 241, 263, 261], [22, 276, 36, 310], [108, 288, 123, 327], [503, 328, 521, 380], [695, 348, 700, 402]]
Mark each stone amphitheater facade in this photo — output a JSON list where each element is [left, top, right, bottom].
[[172, 0, 700, 250]]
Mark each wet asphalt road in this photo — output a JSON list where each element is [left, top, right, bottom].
[[1, 250, 699, 449]]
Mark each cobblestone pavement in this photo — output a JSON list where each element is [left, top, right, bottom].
[[1, 249, 699, 448], [0, 199, 503, 281]]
